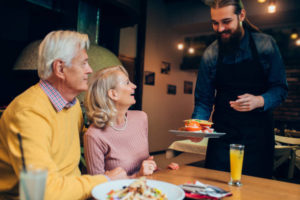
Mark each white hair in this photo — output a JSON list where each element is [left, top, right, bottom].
[[38, 30, 89, 80]]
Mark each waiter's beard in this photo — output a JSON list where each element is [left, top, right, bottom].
[[217, 25, 243, 55]]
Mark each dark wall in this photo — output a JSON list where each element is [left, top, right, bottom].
[[0, 0, 78, 106], [264, 29, 300, 130]]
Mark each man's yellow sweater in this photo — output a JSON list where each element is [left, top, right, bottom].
[[0, 83, 107, 200]]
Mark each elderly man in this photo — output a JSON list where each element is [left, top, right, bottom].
[[0, 30, 127, 200], [192, 0, 287, 178]]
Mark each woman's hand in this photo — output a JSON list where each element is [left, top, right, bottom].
[[105, 167, 128, 180], [138, 156, 157, 176]]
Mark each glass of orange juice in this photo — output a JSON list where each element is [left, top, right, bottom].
[[228, 144, 244, 186]]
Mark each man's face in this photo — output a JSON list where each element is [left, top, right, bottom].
[[210, 5, 245, 44], [63, 49, 93, 95]]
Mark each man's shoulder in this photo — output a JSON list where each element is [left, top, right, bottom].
[[202, 40, 218, 63], [251, 32, 276, 52], [5, 83, 54, 116], [251, 32, 273, 40], [8, 84, 45, 106]]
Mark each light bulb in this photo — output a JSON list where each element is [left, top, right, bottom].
[[291, 33, 298, 40], [177, 43, 184, 50], [296, 39, 300, 46], [257, 0, 266, 3], [268, 2, 276, 13], [188, 47, 195, 54]]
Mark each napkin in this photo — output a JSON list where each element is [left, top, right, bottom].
[[180, 181, 232, 199]]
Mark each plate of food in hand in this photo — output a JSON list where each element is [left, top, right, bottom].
[[168, 119, 226, 138], [92, 177, 185, 200]]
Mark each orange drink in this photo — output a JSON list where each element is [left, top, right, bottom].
[[228, 144, 244, 186]]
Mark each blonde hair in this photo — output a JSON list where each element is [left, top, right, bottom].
[[38, 30, 89, 80], [84, 65, 128, 129]]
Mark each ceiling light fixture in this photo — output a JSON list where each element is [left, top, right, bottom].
[[290, 29, 298, 40], [291, 33, 298, 40], [188, 47, 195, 54], [177, 43, 184, 50], [257, 0, 266, 3], [268, 0, 276, 14]]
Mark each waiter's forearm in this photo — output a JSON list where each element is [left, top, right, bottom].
[[261, 86, 288, 111], [192, 103, 212, 120]]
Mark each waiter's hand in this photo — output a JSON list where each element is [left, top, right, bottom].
[[189, 137, 204, 142], [230, 93, 264, 112]]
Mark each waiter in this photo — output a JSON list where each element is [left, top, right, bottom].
[[192, 0, 288, 178]]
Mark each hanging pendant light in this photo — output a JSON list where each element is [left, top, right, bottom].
[[290, 29, 298, 40], [268, 0, 276, 14], [177, 43, 184, 50], [257, 0, 266, 3], [188, 47, 195, 54]]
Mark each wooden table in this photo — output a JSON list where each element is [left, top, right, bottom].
[[148, 165, 300, 200], [166, 139, 207, 159]]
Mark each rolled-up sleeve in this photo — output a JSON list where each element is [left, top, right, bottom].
[[260, 37, 288, 111], [192, 46, 216, 120]]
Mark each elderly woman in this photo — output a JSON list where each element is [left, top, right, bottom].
[[84, 65, 157, 177]]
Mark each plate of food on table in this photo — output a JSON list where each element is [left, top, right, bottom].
[[169, 119, 226, 138], [92, 177, 185, 200]]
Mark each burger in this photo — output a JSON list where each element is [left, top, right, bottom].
[[182, 119, 214, 132]]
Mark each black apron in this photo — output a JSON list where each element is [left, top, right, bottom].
[[205, 33, 274, 178]]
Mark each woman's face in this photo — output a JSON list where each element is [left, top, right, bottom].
[[113, 71, 137, 107]]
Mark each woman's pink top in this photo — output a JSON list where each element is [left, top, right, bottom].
[[83, 111, 149, 176]]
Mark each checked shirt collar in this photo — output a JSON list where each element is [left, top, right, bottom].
[[39, 80, 77, 112]]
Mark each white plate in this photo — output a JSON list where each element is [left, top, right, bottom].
[[169, 130, 226, 138], [92, 179, 185, 200]]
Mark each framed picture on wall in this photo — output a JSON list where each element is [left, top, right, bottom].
[[161, 61, 171, 74], [167, 84, 176, 95], [144, 71, 155, 85], [184, 81, 193, 94]]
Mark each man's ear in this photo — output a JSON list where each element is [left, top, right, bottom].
[[52, 59, 65, 79], [239, 9, 246, 22], [108, 89, 119, 101]]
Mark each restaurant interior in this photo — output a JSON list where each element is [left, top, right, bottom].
[[0, 0, 300, 185]]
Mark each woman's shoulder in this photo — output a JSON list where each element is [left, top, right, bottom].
[[85, 124, 106, 138], [127, 110, 148, 125], [127, 110, 147, 118]]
